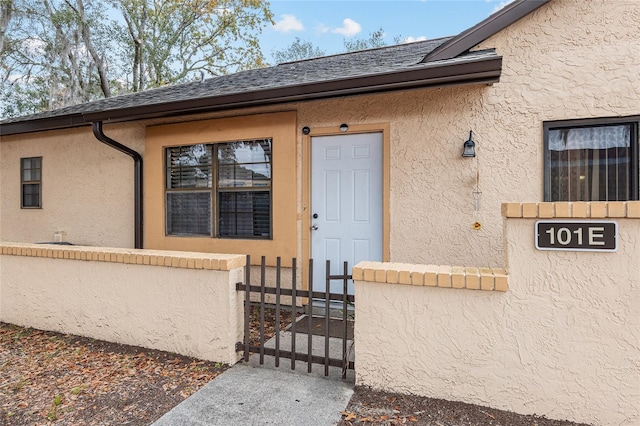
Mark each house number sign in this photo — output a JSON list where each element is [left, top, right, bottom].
[[535, 220, 618, 252]]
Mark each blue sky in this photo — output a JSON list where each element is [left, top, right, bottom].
[[260, 0, 512, 64]]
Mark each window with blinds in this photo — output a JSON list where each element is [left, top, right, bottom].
[[21, 157, 42, 208], [544, 119, 639, 202], [165, 140, 272, 238]]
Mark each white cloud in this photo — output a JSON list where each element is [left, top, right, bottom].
[[273, 14, 304, 33], [492, 0, 515, 13], [331, 18, 362, 36], [316, 23, 330, 34], [402, 36, 427, 43]]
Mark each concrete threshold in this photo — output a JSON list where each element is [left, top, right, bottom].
[[153, 332, 355, 426]]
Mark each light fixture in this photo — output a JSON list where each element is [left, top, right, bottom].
[[462, 130, 476, 158], [302, 126, 311, 135], [339, 123, 349, 132]]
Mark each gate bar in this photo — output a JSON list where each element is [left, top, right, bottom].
[[275, 257, 281, 368], [291, 258, 297, 371], [235, 283, 354, 302], [325, 260, 330, 376], [308, 258, 314, 373], [259, 256, 266, 365], [243, 255, 251, 362], [342, 261, 349, 379], [238, 344, 355, 369]]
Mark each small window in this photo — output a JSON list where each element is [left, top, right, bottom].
[[544, 118, 639, 202], [165, 140, 272, 238], [21, 157, 42, 208]]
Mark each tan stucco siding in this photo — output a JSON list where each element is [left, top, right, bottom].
[[353, 205, 640, 425], [144, 111, 298, 264], [298, 0, 640, 267], [477, 0, 640, 122], [1, 0, 636, 268], [298, 86, 504, 266], [0, 243, 244, 363], [0, 124, 144, 247]]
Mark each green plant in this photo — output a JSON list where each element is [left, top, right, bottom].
[[46, 395, 64, 421], [71, 386, 85, 395]]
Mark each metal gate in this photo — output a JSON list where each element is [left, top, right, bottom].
[[235, 255, 355, 378]]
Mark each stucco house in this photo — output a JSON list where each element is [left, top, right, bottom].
[[2, 0, 639, 424], [1, 0, 637, 277]]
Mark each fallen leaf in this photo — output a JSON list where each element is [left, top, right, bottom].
[[342, 412, 356, 421]]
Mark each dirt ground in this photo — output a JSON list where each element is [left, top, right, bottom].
[[2, 312, 591, 426], [0, 322, 227, 425], [0, 306, 292, 425], [339, 387, 590, 425]]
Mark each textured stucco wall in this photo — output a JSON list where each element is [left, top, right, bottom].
[[0, 244, 244, 364], [1, 0, 637, 269], [0, 124, 144, 247], [297, 0, 639, 267], [354, 216, 640, 426]]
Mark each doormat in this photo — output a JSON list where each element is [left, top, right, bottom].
[[291, 316, 354, 340]]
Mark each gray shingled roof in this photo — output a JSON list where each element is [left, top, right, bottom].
[[2, 0, 555, 135], [0, 36, 502, 134], [2, 37, 448, 123]]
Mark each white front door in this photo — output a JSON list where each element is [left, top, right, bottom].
[[311, 132, 383, 295]]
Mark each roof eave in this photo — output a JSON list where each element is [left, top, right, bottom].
[[422, 0, 551, 63], [0, 114, 87, 137], [1, 55, 502, 136]]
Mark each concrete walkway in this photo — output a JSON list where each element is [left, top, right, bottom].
[[153, 330, 355, 426]]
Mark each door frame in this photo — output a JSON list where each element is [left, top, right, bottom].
[[302, 123, 391, 291]]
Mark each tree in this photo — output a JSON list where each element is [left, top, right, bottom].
[[343, 28, 395, 52], [0, 0, 115, 114], [271, 37, 325, 64], [0, 0, 274, 116], [269, 27, 402, 68], [112, 0, 273, 91], [0, 0, 13, 55]]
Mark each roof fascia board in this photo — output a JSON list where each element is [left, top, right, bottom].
[[1, 56, 501, 136], [0, 114, 87, 136], [422, 0, 551, 63]]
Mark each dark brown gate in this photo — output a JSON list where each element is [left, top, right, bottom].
[[235, 255, 355, 379]]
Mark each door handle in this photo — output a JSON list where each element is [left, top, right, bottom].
[[311, 224, 319, 231]]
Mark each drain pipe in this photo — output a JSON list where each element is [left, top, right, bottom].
[[92, 121, 143, 249]]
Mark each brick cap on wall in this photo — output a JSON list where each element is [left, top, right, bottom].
[[502, 201, 640, 219], [352, 261, 508, 292], [0, 242, 245, 271]]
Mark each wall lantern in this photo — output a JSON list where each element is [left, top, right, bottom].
[[462, 131, 476, 158], [339, 123, 349, 132]]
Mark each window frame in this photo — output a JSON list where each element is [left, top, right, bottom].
[[164, 140, 273, 239], [20, 156, 42, 209], [543, 116, 640, 202]]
